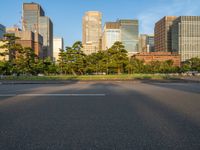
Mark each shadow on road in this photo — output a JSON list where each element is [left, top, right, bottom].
[[0, 81, 200, 149]]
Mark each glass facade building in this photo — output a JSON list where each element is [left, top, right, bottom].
[[0, 24, 5, 39], [118, 20, 139, 53], [139, 34, 154, 52], [39, 17, 53, 58], [172, 16, 200, 61], [102, 22, 121, 50], [23, 3, 53, 58], [147, 35, 155, 52]]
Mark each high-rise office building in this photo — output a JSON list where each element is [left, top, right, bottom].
[[102, 22, 121, 50], [139, 34, 154, 52], [0, 24, 5, 39], [53, 37, 64, 62], [118, 19, 139, 54], [82, 11, 102, 55], [172, 16, 200, 61], [39, 17, 53, 58], [102, 20, 139, 54], [146, 35, 155, 52], [155, 16, 177, 52], [139, 34, 148, 52], [23, 2, 53, 58]]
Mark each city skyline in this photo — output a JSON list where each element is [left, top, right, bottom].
[[1, 0, 200, 47]]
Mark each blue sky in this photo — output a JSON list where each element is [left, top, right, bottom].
[[1, 0, 200, 47]]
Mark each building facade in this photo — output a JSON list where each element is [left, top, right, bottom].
[[132, 52, 181, 67], [138, 34, 147, 52], [172, 16, 200, 62], [118, 19, 139, 54], [0, 24, 5, 39], [6, 27, 21, 33], [102, 22, 121, 50], [53, 37, 64, 62], [23, 3, 53, 58], [146, 35, 155, 52], [139, 34, 154, 52], [6, 27, 43, 56], [102, 20, 139, 54], [82, 11, 102, 55], [155, 16, 177, 52], [39, 17, 53, 58]]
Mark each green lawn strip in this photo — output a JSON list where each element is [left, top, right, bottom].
[[0, 74, 179, 81]]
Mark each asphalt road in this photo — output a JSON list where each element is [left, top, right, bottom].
[[0, 81, 200, 150]]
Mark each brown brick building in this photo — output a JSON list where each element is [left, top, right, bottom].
[[132, 52, 181, 67], [154, 16, 177, 52]]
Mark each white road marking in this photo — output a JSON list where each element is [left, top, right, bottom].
[[0, 93, 106, 97]]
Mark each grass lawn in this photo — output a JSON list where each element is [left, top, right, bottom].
[[0, 74, 179, 81]]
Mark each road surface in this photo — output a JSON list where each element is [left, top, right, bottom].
[[0, 81, 200, 150]]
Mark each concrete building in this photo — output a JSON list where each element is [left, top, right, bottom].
[[138, 34, 148, 52], [6, 27, 43, 56], [53, 37, 64, 62], [0, 24, 5, 39], [147, 35, 155, 52], [132, 52, 180, 67], [155, 16, 177, 52], [172, 16, 200, 62], [102, 22, 121, 50], [139, 34, 154, 52], [118, 19, 139, 55], [6, 27, 21, 33], [23, 2, 53, 58], [82, 11, 102, 55]]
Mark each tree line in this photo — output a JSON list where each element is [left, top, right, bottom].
[[0, 34, 200, 76]]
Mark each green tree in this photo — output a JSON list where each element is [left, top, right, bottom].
[[127, 58, 145, 74], [58, 41, 86, 75], [107, 41, 128, 74], [86, 51, 108, 74], [58, 48, 68, 74], [13, 47, 37, 75]]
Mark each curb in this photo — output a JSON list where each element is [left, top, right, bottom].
[[0, 79, 200, 84]]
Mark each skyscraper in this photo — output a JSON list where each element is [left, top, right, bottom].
[[23, 2, 53, 58], [0, 24, 5, 39], [102, 22, 121, 50], [118, 19, 139, 54], [53, 37, 64, 62], [82, 11, 102, 55], [39, 17, 53, 58], [154, 16, 177, 52], [172, 16, 200, 61]]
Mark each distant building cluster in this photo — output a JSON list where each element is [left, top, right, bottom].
[[1, 3, 200, 64], [82, 12, 200, 64], [0, 2, 63, 62], [82, 11, 139, 56]]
